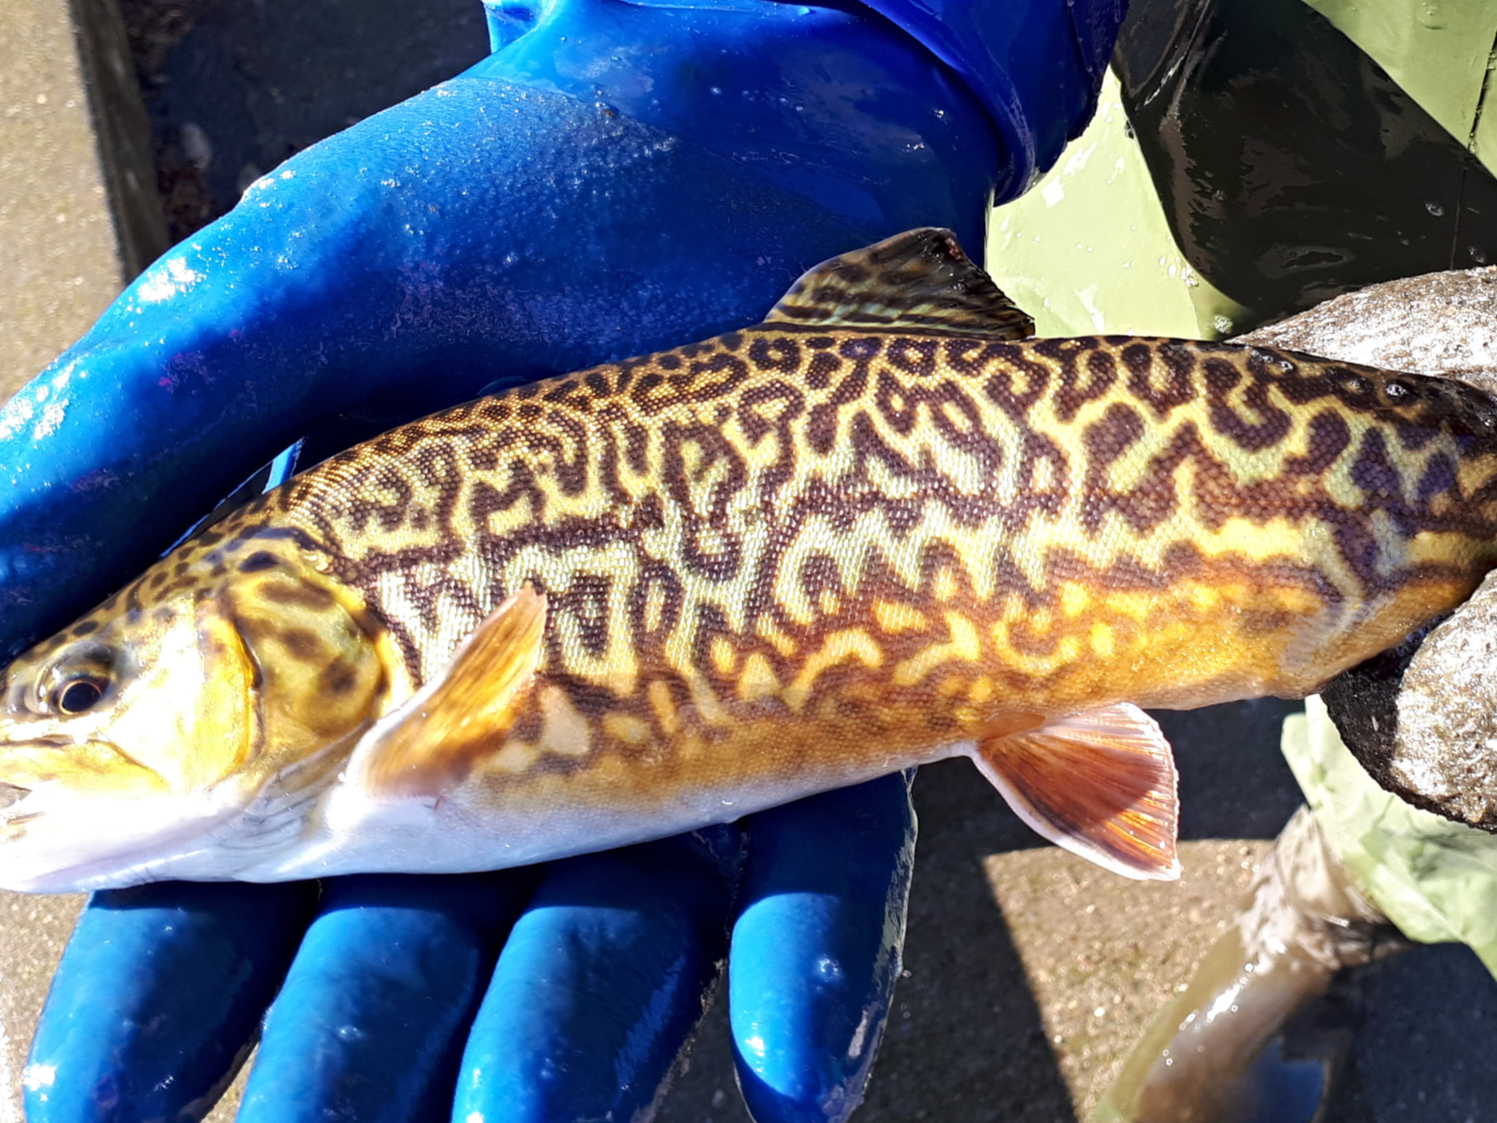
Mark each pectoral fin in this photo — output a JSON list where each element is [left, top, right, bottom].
[[971, 703, 1180, 881], [359, 584, 547, 798]]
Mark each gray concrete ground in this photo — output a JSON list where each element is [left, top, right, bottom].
[[0, 3, 166, 1120], [0, 0, 154, 392], [3, 1, 1497, 1121]]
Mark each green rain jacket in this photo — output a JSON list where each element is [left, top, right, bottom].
[[1284, 700, 1497, 973]]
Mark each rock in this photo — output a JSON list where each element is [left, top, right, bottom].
[[1239, 268, 1497, 831]]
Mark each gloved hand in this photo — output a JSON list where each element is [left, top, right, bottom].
[[29, 775, 918, 1123], [7, 1, 1119, 1118]]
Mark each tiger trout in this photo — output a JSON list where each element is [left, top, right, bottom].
[[2, 229, 1496, 893]]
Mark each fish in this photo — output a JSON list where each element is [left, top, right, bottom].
[[2, 227, 1496, 893]]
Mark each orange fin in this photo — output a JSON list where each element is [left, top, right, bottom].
[[360, 584, 547, 798], [971, 703, 1181, 881]]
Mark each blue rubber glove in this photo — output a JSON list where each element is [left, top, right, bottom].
[[30, 780, 917, 1123], [11, 1, 1121, 1119]]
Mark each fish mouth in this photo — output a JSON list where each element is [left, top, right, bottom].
[[0, 733, 119, 832], [0, 783, 29, 812], [0, 784, 42, 829], [0, 777, 268, 893]]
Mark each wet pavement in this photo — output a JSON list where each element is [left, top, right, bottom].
[[2, 2, 1497, 1120]]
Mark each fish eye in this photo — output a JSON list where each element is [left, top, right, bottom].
[[35, 642, 118, 717], [52, 675, 107, 716]]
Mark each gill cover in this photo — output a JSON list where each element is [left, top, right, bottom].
[[221, 545, 389, 769], [0, 535, 387, 890]]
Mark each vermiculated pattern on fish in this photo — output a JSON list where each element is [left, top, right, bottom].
[[2, 229, 1495, 892]]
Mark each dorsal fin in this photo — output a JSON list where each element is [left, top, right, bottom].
[[763, 228, 1034, 340]]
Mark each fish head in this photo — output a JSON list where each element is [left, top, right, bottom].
[[0, 534, 389, 891]]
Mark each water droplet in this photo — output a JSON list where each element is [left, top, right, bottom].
[[1426, 200, 1446, 217], [1418, 0, 1447, 28]]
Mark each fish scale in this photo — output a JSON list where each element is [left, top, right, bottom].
[[278, 328, 1497, 717], [2, 228, 1496, 892]]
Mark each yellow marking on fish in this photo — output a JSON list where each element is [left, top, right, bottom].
[[892, 612, 981, 687], [710, 635, 737, 677], [603, 713, 651, 746], [871, 600, 928, 635], [489, 741, 542, 774], [648, 680, 681, 737], [736, 653, 781, 703], [643, 582, 667, 635], [785, 630, 884, 711], [756, 615, 797, 658], [932, 568, 959, 603], [537, 686, 591, 758], [1060, 584, 1090, 619]]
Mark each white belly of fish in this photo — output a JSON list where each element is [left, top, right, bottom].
[[238, 742, 949, 882], [0, 738, 954, 892]]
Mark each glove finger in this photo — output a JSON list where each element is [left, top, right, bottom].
[[25, 880, 317, 1122], [452, 828, 742, 1123], [729, 772, 917, 1123], [237, 871, 533, 1123]]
